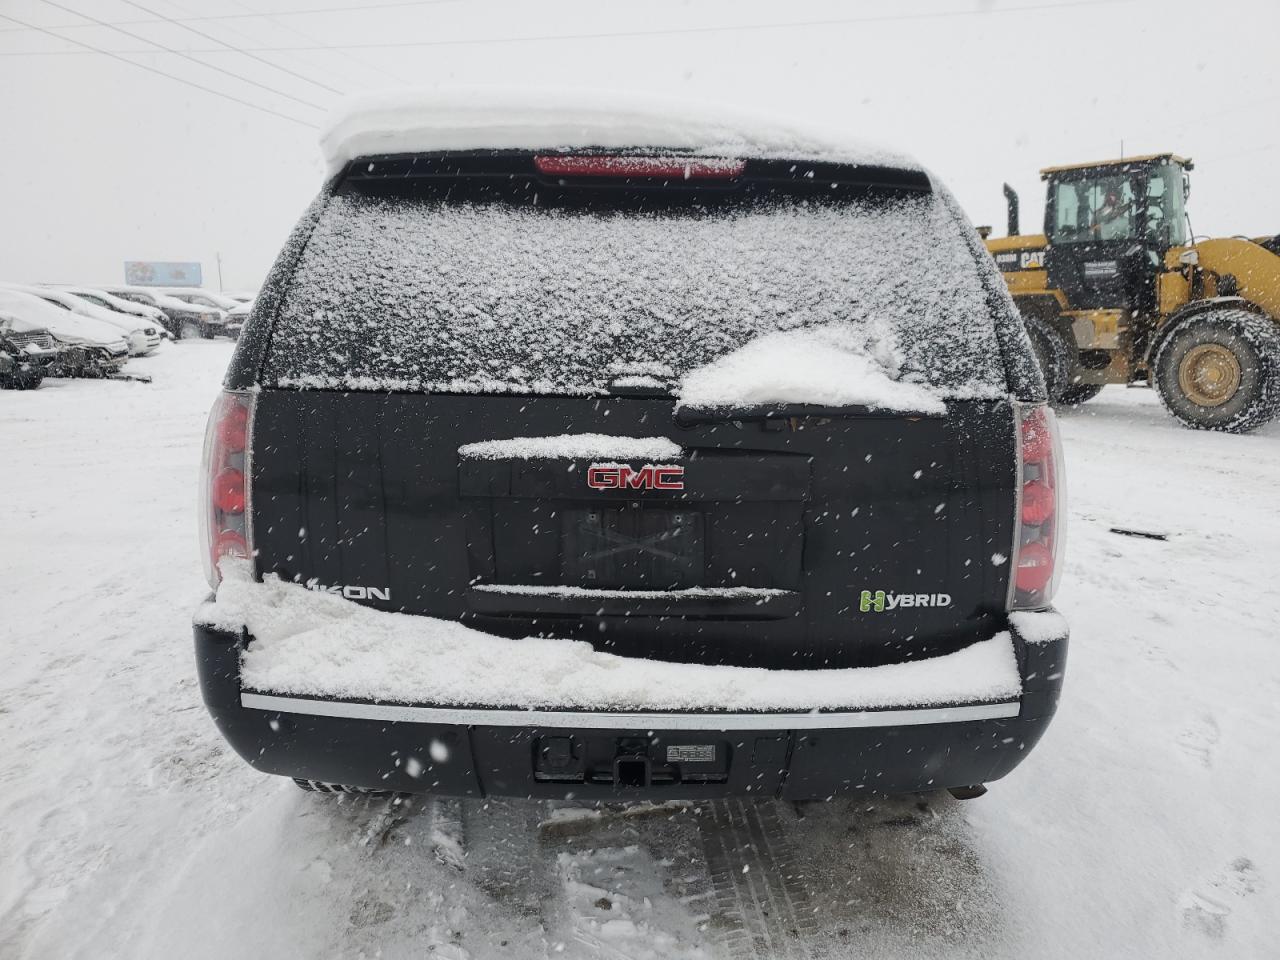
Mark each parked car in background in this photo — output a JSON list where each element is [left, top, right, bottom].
[[0, 310, 58, 389], [225, 300, 251, 337], [53, 285, 172, 339], [2, 283, 161, 356], [165, 288, 249, 338], [164, 288, 242, 312], [101, 285, 230, 340], [221, 290, 258, 304], [0, 289, 128, 376]]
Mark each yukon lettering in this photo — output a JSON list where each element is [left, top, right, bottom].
[[306, 583, 391, 601]]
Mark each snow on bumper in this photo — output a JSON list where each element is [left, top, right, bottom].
[[194, 570, 1068, 798], [200, 565, 1026, 713]]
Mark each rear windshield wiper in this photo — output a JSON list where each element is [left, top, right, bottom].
[[674, 404, 945, 426], [604, 375, 677, 398]]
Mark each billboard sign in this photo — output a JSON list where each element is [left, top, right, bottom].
[[124, 261, 203, 287]]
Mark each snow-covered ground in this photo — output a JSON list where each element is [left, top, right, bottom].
[[1, 342, 1276, 959]]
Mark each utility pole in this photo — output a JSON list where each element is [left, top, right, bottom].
[[216, 251, 223, 292]]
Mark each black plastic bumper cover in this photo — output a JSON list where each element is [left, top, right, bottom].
[[194, 622, 1067, 800]]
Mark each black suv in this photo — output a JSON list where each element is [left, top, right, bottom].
[[195, 139, 1068, 801]]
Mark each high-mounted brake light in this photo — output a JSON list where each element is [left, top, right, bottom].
[[533, 155, 746, 179], [1009, 404, 1066, 610], [200, 391, 254, 589]]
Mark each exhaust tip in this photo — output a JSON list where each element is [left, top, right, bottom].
[[947, 784, 988, 801]]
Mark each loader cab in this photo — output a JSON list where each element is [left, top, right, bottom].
[[1042, 154, 1192, 311]]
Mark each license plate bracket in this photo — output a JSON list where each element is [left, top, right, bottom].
[[561, 506, 704, 589]]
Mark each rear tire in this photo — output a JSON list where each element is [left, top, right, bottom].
[[1, 366, 44, 390], [1153, 308, 1280, 433], [1058, 382, 1104, 405], [1023, 315, 1071, 402]]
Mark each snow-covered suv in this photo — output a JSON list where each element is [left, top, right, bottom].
[[195, 92, 1069, 801]]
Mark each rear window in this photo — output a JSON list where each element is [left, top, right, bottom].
[[264, 168, 1011, 398]]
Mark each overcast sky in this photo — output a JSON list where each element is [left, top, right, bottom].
[[1, 0, 1276, 290]]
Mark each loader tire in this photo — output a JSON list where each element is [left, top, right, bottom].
[[1023, 315, 1071, 402], [1058, 382, 1104, 406], [1153, 308, 1280, 433]]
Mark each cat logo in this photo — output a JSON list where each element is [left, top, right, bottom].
[[994, 250, 1046, 271]]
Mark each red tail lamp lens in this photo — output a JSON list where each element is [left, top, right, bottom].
[[1021, 408, 1054, 463], [1015, 541, 1054, 594], [213, 468, 246, 514], [201, 391, 253, 588], [214, 529, 249, 561], [218, 402, 248, 448], [1009, 404, 1065, 610], [1021, 480, 1055, 525], [534, 155, 746, 179]]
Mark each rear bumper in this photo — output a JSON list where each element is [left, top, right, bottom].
[[194, 622, 1067, 800]]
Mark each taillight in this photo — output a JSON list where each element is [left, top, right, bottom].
[[533, 155, 746, 179], [1009, 404, 1066, 610], [200, 391, 254, 588]]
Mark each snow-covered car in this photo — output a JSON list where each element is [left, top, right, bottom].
[[0, 310, 55, 389], [0, 288, 129, 376], [164, 288, 248, 338], [3, 283, 161, 356], [195, 92, 1069, 802], [101, 285, 229, 341], [53, 285, 172, 340], [225, 300, 251, 337], [221, 290, 257, 303], [164, 287, 242, 311]]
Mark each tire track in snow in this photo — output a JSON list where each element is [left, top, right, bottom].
[[698, 801, 818, 960], [533, 801, 715, 960], [461, 798, 552, 918]]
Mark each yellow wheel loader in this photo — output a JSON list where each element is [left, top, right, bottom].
[[983, 154, 1280, 432]]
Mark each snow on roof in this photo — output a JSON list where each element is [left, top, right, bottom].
[[104, 285, 221, 313], [0, 288, 128, 346], [320, 86, 919, 176], [60, 287, 162, 318]]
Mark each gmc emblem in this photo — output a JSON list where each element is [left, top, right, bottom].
[[587, 463, 685, 491]]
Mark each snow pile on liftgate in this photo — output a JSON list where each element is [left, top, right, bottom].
[[319, 86, 918, 175], [200, 561, 1022, 712], [676, 325, 946, 413], [459, 434, 682, 461]]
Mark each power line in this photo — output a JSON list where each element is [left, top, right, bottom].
[[0, 11, 318, 128], [34, 0, 327, 111], [116, 0, 344, 95], [0, 0, 1133, 55], [216, 0, 407, 87], [0, 0, 462, 34]]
